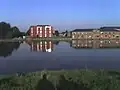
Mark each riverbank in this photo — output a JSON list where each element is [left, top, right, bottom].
[[0, 69, 120, 90], [31, 37, 72, 41], [0, 39, 25, 42], [0, 38, 120, 42], [29, 37, 120, 41]]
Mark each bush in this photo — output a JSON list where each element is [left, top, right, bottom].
[[0, 70, 120, 90]]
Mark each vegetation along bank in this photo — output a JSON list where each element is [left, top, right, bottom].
[[0, 69, 120, 90]]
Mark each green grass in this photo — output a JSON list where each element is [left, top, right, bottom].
[[32, 37, 72, 41], [1, 69, 120, 90]]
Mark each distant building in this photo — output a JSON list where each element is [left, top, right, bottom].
[[28, 25, 54, 38], [72, 27, 120, 39], [72, 29, 94, 39]]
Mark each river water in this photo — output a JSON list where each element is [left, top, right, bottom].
[[0, 40, 120, 74]]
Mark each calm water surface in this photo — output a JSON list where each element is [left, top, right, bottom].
[[0, 40, 120, 74]]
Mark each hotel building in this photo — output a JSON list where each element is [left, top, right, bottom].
[[28, 25, 54, 37]]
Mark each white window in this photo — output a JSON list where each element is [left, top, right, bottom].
[[85, 44, 87, 46], [72, 35, 75, 38], [40, 44, 42, 47], [100, 41, 103, 43], [37, 43, 39, 51], [49, 30, 51, 33], [89, 41, 92, 43], [40, 30, 42, 33], [45, 34, 47, 37], [45, 30, 47, 33], [40, 42, 42, 44], [40, 27, 42, 30], [37, 29, 39, 34], [49, 34, 51, 37], [89, 36, 91, 38], [40, 35, 42, 37], [45, 45, 47, 50], [31, 28, 33, 33], [45, 41, 47, 44], [40, 45, 42, 51]]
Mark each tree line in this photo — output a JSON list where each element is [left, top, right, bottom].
[[0, 22, 25, 39]]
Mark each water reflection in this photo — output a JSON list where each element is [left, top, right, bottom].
[[72, 40, 120, 49], [0, 42, 21, 57], [0, 40, 120, 57], [26, 41, 60, 52]]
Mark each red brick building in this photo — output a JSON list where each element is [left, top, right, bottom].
[[28, 25, 54, 37]]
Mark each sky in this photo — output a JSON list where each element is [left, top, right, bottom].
[[0, 0, 120, 32]]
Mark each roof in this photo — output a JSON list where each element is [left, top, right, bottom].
[[37, 25, 51, 26], [100, 27, 120, 32], [30, 25, 51, 28], [72, 29, 94, 32], [100, 27, 120, 29], [72, 27, 120, 32]]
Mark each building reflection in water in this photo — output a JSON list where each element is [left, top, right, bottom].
[[72, 40, 120, 49], [27, 41, 59, 52]]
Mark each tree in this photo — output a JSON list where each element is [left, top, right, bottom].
[[11, 26, 21, 38], [11, 26, 20, 33], [0, 22, 11, 38], [54, 30, 59, 36], [26, 30, 30, 36], [65, 30, 68, 33], [0, 22, 21, 39]]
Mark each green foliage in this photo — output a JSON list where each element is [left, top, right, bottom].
[[0, 22, 24, 39], [1, 70, 120, 90], [54, 30, 59, 36]]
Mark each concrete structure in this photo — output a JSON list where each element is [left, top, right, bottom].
[[28, 25, 54, 38], [72, 27, 120, 39]]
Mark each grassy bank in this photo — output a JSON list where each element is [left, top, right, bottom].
[[0, 39, 24, 42], [32, 37, 72, 41], [1, 69, 120, 90]]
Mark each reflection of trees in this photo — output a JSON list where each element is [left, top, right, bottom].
[[53, 41, 59, 45], [0, 42, 20, 57]]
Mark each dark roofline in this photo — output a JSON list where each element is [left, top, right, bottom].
[[100, 29, 120, 32], [72, 28, 120, 32], [72, 29, 94, 32], [37, 25, 51, 26], [100, 27, 120, 29], [29, 25, 51, 28]]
